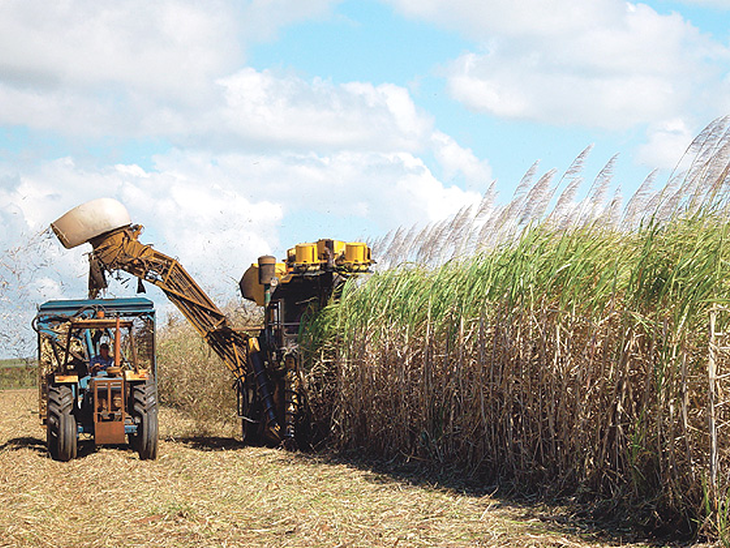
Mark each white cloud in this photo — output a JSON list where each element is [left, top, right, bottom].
[[0, 0, 492, 187], [0, 0, 338, 93], [674, 0, 730, 7], [0, 42, 439, 152], [387, 0, 619, 40], [31, 277, 66, 302], [387, 0, 730, 130], [146, 147, 480, 231], [0, 1, 240, 95], [0, 0, 339, 137], [215, 69, 433, 151], [635, 118, 696, 168], [430, 131, 492, 189], [239, 0, 338, 41]]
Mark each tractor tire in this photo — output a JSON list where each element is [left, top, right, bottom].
[[129, 379, 158, 460], [47, 384, 77, 461]]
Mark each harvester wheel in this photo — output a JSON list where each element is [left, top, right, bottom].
[[47, 384, 77, 461], [129, 379, 158, 460]]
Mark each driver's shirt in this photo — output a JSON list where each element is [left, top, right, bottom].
[[90, 355, 113, 371]]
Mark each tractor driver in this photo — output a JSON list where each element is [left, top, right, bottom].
[[90, 342, 113, 375]]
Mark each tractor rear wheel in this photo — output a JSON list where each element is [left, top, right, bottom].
[[129, 379, 158, 460], [47, 384, 77, 461]]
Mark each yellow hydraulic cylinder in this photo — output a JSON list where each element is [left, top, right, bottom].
[[294, 243, 318, 266], [345, 243, 369, 264]]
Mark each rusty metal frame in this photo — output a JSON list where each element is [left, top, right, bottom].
[[91, 377, 126, 445]]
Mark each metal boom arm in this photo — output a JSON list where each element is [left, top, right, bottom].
[[88, 225, 281, 441]]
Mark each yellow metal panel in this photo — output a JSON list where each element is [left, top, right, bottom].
[[124, 370, 149, 381], [316, 239, 327, 260], [331, 240, 347, 257], [54, 375, 79, 384], [241, 262, 287, 306], [316, 239, 347, 260]]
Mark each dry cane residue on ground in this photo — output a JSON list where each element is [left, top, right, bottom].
[[0, 389, 709, 548]]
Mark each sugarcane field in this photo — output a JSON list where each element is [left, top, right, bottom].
[[3, 4, 730, 546]]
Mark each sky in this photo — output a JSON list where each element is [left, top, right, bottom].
[[1, 0, 730, 357]]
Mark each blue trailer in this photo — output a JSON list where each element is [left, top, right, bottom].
[[34, 298, 158, 461]]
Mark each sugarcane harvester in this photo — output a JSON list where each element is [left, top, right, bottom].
[[49, 198, 373, 449], [239, 238, 372, 446]]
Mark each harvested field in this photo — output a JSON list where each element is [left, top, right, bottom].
[[0, 388, 692, 548]]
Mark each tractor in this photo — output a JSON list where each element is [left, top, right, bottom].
[[34, 297, 158, 461]]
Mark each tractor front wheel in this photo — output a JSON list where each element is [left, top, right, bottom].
[[129, 379, 158, 460], [47, 384, 77, 461]]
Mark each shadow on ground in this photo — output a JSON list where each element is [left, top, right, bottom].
[[288, 449, 703, 548], [167, 435, 245, 451], [0, 436, 46, 453], [158, 434, 704, 547], [0, 436, 134, 460]]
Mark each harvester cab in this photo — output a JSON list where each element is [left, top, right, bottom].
[[34, 298, 158, 461]]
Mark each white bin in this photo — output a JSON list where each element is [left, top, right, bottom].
[[51, 198, 132, 249]]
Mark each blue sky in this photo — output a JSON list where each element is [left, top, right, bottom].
[[1, 0, 729, 356]]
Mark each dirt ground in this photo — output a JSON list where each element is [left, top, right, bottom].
[[0, 389, 710, 548]]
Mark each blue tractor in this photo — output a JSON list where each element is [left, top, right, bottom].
[[34, 297, 158, 461]]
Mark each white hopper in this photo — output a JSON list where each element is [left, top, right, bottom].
[[51, 198, 132, 249]]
